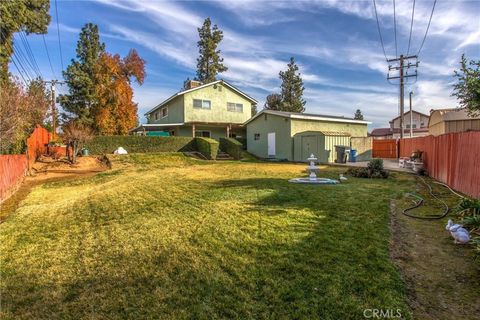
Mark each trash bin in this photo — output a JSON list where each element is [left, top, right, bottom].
[[81, 148, 90, 156], [335, 145, 350, 163], [349, 149, 357, 163]]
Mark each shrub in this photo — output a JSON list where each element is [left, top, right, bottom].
[[196, 137, 219, 160], [84, 136, 196, 154], [235, 137, 247, 150], [346, 159, 389, 179], [219, 138, 242, 160]]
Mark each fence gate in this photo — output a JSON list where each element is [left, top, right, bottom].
[[372, 139, 398, 158]]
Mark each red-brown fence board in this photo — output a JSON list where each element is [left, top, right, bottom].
[[399, 132, 480, 198], [26, 125, 51, 165], [0, 155, 28, 202], [372, 139, 398, 158]]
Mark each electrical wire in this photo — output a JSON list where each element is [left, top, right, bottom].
[[417, 0, 437, 57], [372, 0, 388, 62], [11, 56, 29, 86], [13, 35, 38, 79], [393, 0, 398, 58], [42, 34, 57, 79], [19, 31, 42, 78], [406, 0, 416, 56], [54, 0, 64, 72]]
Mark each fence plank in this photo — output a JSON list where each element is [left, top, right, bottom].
[[373, 139, 398, 158], [0, 155, 28, 202]]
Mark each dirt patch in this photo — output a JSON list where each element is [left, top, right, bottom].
[[0, 156, 107, 221], [391, 200, 480, 319]]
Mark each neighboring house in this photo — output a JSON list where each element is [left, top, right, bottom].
[[131, 80, 257, 140], [371, 110, 430, 139], [245, 110, 370, 162], [429, 107, 480, 136]]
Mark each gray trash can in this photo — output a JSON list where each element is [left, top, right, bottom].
[[335, 145, 350, 163]]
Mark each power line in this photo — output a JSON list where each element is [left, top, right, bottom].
[[42, 34, 57, 79], [54, 0, 64, 73], [19, 31, 42, 78], [13, 35, 38, 79], [372, 0, 388, 61], [11, 56, 29, 86], [393, 0, 398, 58], [12, 52, 32, 83], [407, 0, 416, 56], [417, 0, 437, 57]]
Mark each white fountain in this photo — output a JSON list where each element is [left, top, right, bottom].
[[289, 154, 339, 184]]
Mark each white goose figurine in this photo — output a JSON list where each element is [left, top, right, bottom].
[[445, 219, 470, 244], [339, 174, 348, 182]]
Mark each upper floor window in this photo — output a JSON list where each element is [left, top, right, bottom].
[[421, 122, 425, 127], [161, 107, 168, 118], [227, 102, 243, 112], [154, 112, 159, 120], [412, 124, 417, 129], [193, 99, 211, 109], [406, 124, 410, 129], [254, 133, 260, 140]]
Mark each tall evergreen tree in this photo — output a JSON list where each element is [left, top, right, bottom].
[[279, 57, 306, 113], [264, 93, 282, 110], [0, 0, 51, 82], [452, 54, 480, 117], [196, 18, 227, 83], [354, 109, 364, 120], [59, 23, 105, 126]]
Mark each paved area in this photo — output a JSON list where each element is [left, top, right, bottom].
[[330, 159, 414, 173]]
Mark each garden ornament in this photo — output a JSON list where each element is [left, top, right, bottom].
[[445, 219, 470, 244]]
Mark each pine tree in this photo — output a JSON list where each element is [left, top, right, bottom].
[[196, 18, 227, 83], [279, 57, 306, 113], [452, 54, 480, 117], [59, 23, 105, 126], [264, 93, 282, 110], [0, 0, 51, 82], [354, 109, 364, 120]]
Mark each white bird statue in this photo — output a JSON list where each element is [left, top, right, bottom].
[[114, 147, 128, 155], [445, 219, 470, 244], [339, 174, 348, 182]]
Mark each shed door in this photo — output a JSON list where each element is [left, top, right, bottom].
[[267, 132, 276, 157], [301, 135, 318, 160]]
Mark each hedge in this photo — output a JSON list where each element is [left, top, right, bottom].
[[219, 138, 242, 160], [235, 137, 247, 150], [195, 137, 219, 160], [85, 136, 196, 154]]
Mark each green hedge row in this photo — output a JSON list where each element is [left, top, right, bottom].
[[85, 136, 196, 154], [195, 137, 219, 160], [219, 138, 242, 160]]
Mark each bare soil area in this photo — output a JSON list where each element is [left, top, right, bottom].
[[391, 194, 480, 319]]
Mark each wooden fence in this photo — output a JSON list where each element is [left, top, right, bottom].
[[0, 155, 28, 202], [399, 131, 480, 198], [26, 125, 51, 165], [372, 139, 398, 158]]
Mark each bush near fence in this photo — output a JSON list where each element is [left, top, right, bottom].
[[196, 137, 219, 160], [399, 131, 480, 198], [219, 138, 243, 160], [0, 155, 28, 202], [85, 136, 197, 154]]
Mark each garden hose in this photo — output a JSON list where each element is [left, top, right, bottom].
[[402, 176, 450, 220]]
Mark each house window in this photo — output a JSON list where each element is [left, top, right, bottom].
[[195, 130, 211, 138], [412, 124, 417, 129], [254, 133, 260, 140], [193, 99, 211, 109], [154, 112, 158, 120], [421, 122, 425, 127], [406, 124, 410, 129], [161, 107, 168, 118], [227, 102, 243, 112]]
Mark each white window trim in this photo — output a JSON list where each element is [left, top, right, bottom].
[[227, 102, 243, 112], [193, 99, 211, 110]]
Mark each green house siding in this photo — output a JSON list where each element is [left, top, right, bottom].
[[147, 95, 184, 124], [246, 114, 292, 160], [290, 119, 368, 137], [184, 85, 252, 124], [293, 132, 351, 163]]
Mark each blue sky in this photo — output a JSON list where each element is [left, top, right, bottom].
[[10, 0, 480, 128]]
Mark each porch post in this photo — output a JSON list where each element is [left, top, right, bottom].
[[192, 124, 196, 137], [226, 124, 230, 137]]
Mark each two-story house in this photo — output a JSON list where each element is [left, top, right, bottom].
[[371, 110, 430, 139], [131, 80, 257, 139]]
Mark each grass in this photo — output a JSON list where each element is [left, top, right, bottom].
[[0, 153, 415, 319]]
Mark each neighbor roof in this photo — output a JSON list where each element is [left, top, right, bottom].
[[145, 80, 258, 116], [370, 127, 429, 136], [389, 110, 430, 122], [428, 107, 479, 125], [244, 109, 371, 125]]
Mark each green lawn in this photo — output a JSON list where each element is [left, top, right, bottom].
[[1, 154, 414, 319]]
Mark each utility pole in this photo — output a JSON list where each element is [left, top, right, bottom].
[[409, 91, 413, 138], [387, 55, 418, 139], [43, 80, 64, 141]]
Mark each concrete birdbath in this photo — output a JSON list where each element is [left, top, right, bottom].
[[289, 154, 339, 185]]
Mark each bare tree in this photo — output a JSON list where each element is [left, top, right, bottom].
[[62, 121, 94, 163]]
